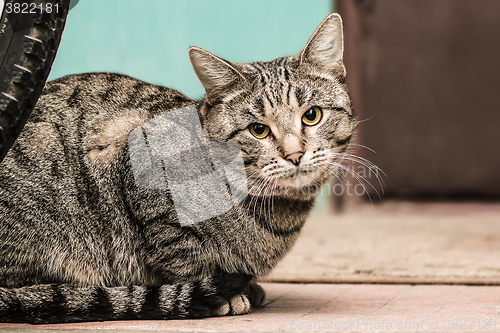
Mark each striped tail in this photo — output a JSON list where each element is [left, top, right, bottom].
[[0, 273, 252, 324]]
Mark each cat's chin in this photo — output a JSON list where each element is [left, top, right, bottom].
[[272, 182, 326, 201], [247, 175, 329, 201], [275, 173, 323, 188]]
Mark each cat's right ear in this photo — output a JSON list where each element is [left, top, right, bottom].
[[298, 13, 346, 77], [188, 46, 247, 92]]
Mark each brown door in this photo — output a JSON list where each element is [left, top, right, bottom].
[[337, 0, 500, 198]]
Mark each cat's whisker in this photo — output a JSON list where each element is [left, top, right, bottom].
[[268, 178, 279, 230], [330, 164, 375, 203], [259, 180, 271, 221], [247, 179, 264, 202], [257, 184, 273, 228], [322, 150, 386, 191], [324, 161, 382, 203], [244, 169, 269, 195], [353, 116, 374, 127], [336, 155, 386, 191], [265, 183, 273, 226], [317, 164, 348, 192], [335, 152, 384, 174], [329, 162, 373, 195], [328, 155, 385, 186], [259, 177, 271, 221], [249, 175, 278, 229], [242, 173, 264, 241], [250, 176, 271, 220], [348, 143, 378, 155], [248, 176, 270, 197], [321, 154, 377, 178], [323, 150, 381, 171], [270, 179, 277, 221]]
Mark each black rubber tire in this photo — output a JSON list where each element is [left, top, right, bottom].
[[0, 0, 70, 164]]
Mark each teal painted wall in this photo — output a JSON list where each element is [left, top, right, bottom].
[[49, 0, 332, 99]]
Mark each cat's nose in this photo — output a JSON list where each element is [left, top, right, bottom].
[[286, 152, 304, 166]]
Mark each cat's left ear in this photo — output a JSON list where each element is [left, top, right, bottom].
[[299, 13, 346, 77], [188, 46, 247, 92]]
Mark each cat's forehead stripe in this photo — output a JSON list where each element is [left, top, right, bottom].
[[287, 86, 301, 107], [288, 86, 300, 110], [242, 107, 263, 120], [221, 89, 247, 104], [250, 58, 309, 115], [264, 89, 276, 109], [251, 98, 266, 118], [251, 62, 270, 83]]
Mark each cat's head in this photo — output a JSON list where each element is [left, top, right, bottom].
[[188, 14, 353, 200]]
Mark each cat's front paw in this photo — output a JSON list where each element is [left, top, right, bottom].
[[245, 282, 266, 307], [213, 294, 251, 316]]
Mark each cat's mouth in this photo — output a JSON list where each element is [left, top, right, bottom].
[[275, 166, 330, 187], [246, 163, 336, 199]]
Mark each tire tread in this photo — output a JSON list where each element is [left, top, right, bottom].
[[0, 0, 70, 163]]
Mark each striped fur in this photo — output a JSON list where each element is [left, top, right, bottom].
[[0, 14, 353, 323]]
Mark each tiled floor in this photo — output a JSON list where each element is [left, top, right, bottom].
[[2, 282, 500, 332]]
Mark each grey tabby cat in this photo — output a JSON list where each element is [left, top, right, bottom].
[[0, 13, 353, 323]]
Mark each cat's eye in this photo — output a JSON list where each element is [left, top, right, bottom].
[[249, 123, 270, 139], [302, 106, 322, 126]]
